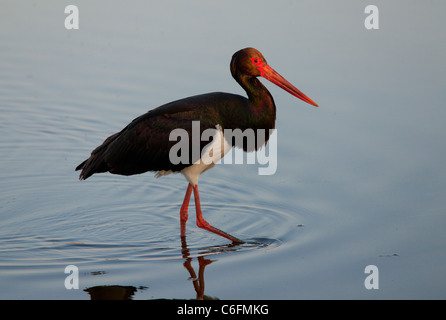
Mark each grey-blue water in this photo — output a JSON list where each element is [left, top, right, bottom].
[[1, 1, 445, 299]]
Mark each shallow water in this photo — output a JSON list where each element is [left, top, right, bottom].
[[1, 1, 446, 299]]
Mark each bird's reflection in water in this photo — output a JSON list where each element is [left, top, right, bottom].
[[181, 236, 215, 300], [83, 235, 246, 300], [180, 234, 243, 300]]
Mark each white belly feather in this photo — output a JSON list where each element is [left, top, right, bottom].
[[155, 124, 231, 186]]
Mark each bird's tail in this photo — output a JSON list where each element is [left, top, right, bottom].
[[75, 159, 92, 180], [75, 156, 108, 180], [75, 160, 87, 172], [76, 131, 121, 180]]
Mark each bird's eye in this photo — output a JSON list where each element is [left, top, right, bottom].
[[251, 57, 262, 66]]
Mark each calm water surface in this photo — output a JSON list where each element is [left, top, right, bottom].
[[1, 1, 446, 299]]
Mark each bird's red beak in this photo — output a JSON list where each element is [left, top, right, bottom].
[[259, 65, 318, 107]]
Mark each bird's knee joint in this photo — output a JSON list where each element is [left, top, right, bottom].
[[196, 219, 210, 229]]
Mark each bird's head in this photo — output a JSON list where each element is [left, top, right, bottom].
[[230, 47, 318, 107]]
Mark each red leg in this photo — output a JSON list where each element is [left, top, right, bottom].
[[180, 183, 193, 238], [192, 184, 244, 244]]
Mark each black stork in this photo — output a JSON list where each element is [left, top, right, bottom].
[[76, 47, 318, 244]]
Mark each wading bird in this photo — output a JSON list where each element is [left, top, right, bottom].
[[76, 48, 318, 244]]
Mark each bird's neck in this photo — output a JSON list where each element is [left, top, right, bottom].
[[237, 75, 276, 126]]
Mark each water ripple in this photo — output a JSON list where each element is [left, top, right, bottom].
[[0, 201, 296, 267]]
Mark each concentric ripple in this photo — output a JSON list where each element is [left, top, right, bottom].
[[76, 201, 294, 261], [0, 201, 297, 267]]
